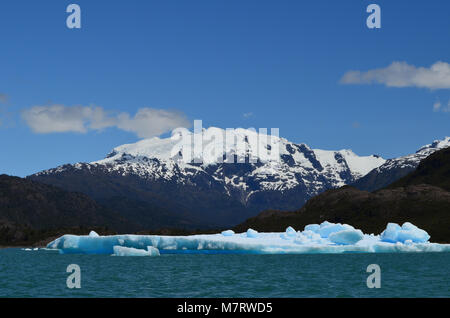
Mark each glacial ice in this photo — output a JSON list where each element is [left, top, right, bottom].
[[113, 246, 160, 256], [328, 229, 364, 245], [46, 221, 450, 255], [246, 229, 259, 238], [381, 222, 430, 243], [221, 230, 235, 237], [89, 231, 100, 237]]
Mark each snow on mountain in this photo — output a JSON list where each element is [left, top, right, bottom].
[[55, 127, 383, 194], [372, 137, 450, 172], [351, 137, 450, 192]]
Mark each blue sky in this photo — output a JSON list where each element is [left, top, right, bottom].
[[0, 0, 449, 177]]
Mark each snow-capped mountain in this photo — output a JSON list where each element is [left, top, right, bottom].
[[29, 128, 385, 228], [352, 137, 450, 192], [95, 127, 384, 192]]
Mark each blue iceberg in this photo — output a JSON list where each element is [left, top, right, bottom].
[[46, 221, 450, 255], [380, 222, 431, 243]]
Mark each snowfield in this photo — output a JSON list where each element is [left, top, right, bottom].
[[47, 221, 450, 256]]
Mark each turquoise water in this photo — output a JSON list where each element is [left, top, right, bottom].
[[0, 248, 448, 297]]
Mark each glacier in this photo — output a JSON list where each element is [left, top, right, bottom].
[[46, 221, 450, 255]]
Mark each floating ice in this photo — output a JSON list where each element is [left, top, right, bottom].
[[319, 222, 354, 238], [280, 226, 298, 240], [285, 226, 296, 236], [113, 246, 160, 256], [304, 224, 320, 233], [329, 229, 364, 245], [246, 229, 259, 238], [221, 230, 235, 237], [381, 222, 430, 243], [146, 246, 161, 256], [46, 221, 450, 255], [89, 231, 100, 238]]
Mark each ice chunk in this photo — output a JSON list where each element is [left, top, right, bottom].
[[285, 226, 296, 237], [246, 229, 259, 238], [280, 226, 297, 240], [328, 229, 364, 245], [221, 230, 235, 237], [147, 246, 161, 256], [380, 223, 401, 243], [89, 231, 100, 237], [318, 223, 353, 238], [304, 224, 320, 233], [381, 222, 430, 243], [397, 222, 430, 243], [113, 246, 159, 256]]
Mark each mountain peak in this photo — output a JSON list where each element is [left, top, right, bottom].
[[416, 136, 450, 154], [92, 127, 385, 183]]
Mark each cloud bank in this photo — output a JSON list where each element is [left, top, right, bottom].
[[340, 61, 450, 90], [21, 104, 190, 138]]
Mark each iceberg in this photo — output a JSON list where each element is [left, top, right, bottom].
[[113, 246, 160, 257], [46, 221, 450, 255], [381, 222, 430, 243]]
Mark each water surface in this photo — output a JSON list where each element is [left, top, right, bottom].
[[0, 249, 448, 297]]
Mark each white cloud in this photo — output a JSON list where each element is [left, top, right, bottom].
[[116, 108, 190, 138], [21, 104, 189, 138], [243, 112, 253, 118], [340, 61, 450, 90]]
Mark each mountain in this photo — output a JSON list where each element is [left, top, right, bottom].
[[0, 174, 126, 245], [352, 137, 450, 192], [389, 146, 450, 191], [28, 127, 385, 228], [234, 147, 450, 243]]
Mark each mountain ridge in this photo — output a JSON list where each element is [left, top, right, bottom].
[[352, 136, 450, 192], [29, 127, 386, 228]]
